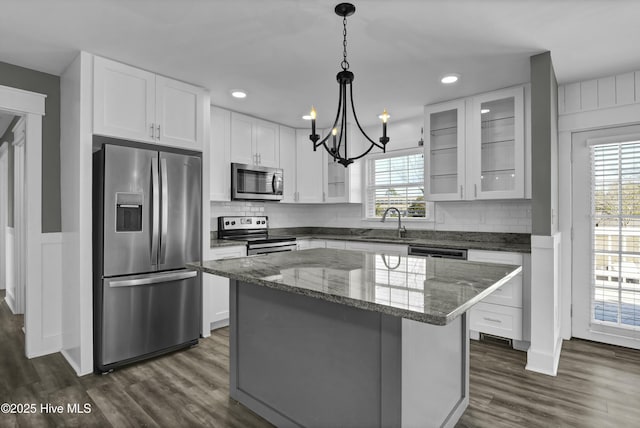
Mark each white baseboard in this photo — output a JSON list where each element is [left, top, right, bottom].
[[526, 337, 563, 376], [5, 289, 16, 314], [210, 319, 230, 331]]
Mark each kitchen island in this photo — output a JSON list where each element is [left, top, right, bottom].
[[188, 248, 521, 428]]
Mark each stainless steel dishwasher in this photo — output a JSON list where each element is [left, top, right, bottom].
[[408, 245, 467, 260]]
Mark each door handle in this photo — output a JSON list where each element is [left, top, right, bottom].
[[109, 270, 197, 288], [157, 125, 161, 140], [150, 123, 155, 138], [151, 158, 159, 264], [460, 185, 463, 199], [159, 157, 169, 264]]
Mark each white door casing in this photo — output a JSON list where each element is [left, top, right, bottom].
[[572, 124, 640, 348], [0, 84, 45, 358], [0, 141, 8, 291], [12, 117, 26, 314]]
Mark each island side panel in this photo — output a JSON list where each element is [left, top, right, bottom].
[[401, 315, 469, 428], [229, 280, 402, 428]]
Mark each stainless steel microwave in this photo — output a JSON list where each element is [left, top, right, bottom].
[[231, 163, 283, 201]]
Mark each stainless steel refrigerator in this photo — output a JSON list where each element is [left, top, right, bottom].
[[93, 138, 202, 373]]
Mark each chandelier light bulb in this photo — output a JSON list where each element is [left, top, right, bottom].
[[310, 106, 317, 120], [379, 109, 390, 123]]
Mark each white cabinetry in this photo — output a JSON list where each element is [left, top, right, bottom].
[[202, 245, 246, 336], [424, 99, 466, 201], [468, 249, 530, 350], [230, 112, 279, 168], [279, 125, 297, 203], [322, 125, 362, 204], [297, 239, 326, 250], [295, 129, 324, 203], [424, 85, 526, 201], [93, 56, 204, 150], [210, 106, 231, 201], [344, 241, 408, 256]]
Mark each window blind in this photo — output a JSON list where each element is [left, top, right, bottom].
[[592, 141, 640, 329], [367, 152, 425, 218]]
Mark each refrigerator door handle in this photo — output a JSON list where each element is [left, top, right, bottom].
[[151, 157, 160, 265], [109, 270, 198, 288], [159, 157, 169, 264]]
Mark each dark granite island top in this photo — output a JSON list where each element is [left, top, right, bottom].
[[188, 248, 522, 428], [188, 248, 521, 326]]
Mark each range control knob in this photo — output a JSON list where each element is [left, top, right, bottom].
[[225, 221, 229, 226], [231, 221, 236, 225]]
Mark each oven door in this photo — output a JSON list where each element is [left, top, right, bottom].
[[248, 242, 297, 256], [232, 163, 283, 201]]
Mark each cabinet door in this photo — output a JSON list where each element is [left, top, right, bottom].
[[210, 107, 231, 201], [254, 119, 280, 168], [155, 76, 204, 150], [94, 56, 155, 143], [279, 125, 297, 203], [295, 129, 324, 203], [424, 99, 466, 201], [202, 246, 246, 336], [469, 86, 525, 199], [230, 112, 255, 165]]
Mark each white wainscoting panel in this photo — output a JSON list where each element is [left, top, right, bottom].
[[40, 233, 62, 354], [559, 70, 640, 115]]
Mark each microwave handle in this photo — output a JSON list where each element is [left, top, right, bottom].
[[272, 173, 283, 194]]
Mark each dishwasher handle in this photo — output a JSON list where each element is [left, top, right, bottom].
[[408, 246, 467, 260]]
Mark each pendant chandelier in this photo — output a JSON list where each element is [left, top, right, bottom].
[[309, 2, 390, 167]]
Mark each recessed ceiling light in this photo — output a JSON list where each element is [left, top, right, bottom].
[[441, 74, 460, 84], [481, 108, 491, 114], [302, 114, 312, 120], [231, 90, 247, 99]]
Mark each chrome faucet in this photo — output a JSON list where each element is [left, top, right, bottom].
[[381, 207, 407, 238]]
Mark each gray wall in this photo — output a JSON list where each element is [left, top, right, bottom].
[[0, 61, 61, 233], [531, 52, 559, 236]]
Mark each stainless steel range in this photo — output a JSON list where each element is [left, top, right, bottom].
[[217, 216, 297, 255]]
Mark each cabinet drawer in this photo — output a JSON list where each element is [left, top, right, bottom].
[[470, 302, 522, 340], [325, 240, 346, 249], [468, 250, 523, 307]]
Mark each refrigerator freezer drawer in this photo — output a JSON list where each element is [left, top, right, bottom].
[[97, 270, 201, 370]]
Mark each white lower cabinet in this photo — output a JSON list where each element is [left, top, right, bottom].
[[202, 245, 246, 337], [297, 239, 326, 250], [344, 241, 408, 256], [324, 240, 346, 249], [468, 249, 530, 350]]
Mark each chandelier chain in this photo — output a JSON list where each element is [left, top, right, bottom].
[[341, 16, 349, 70]]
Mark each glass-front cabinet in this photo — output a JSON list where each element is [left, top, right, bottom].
[[424, 99, 466, 201], [424, 85, 526, 201], [470, 86, 525, 199], [322, 125, 362, 203]]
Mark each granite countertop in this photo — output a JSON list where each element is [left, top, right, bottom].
[[188, 248, 522, 326], [210, 227, 531, 253]]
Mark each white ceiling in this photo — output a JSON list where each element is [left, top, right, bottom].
[[1, 0, 640, 129]]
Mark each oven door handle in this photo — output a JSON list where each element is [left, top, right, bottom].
[[248, 241, 297, 250]]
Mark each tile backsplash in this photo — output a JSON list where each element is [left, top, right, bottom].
[[211, 200, 532, 233]]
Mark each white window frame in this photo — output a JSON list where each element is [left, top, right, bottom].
[[363, 148, 434, 222]]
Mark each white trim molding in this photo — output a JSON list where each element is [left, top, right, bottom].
[[0, 84, 48, 359], [527, 233, 563, 376]]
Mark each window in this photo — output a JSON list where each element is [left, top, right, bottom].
[[592, 141, 640, 328], [366, 151, 427, 219]]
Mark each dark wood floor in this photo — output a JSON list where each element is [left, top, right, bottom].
[[2, 290, 640, 428]]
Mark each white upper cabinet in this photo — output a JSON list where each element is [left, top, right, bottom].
[[155, 76, 204, 150], [230, 112, 279, 168], [93, 56, 205, 151], [424, 99, 466, 201], [424, 85, 526, 201], [210, 106, 231, 201], [322, 125, 362, 204], [295, 129, 324, 203], [469, 86, 525, 199], [279, 125, 297, 203]]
